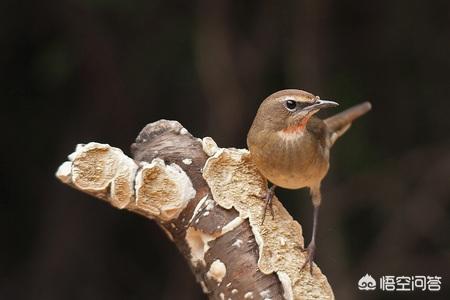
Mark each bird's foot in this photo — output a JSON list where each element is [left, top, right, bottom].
[[301, 241, 316, 275], [260, 186, 276, 225]]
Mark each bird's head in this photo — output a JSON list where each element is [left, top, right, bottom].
[[253, 89, 339, 134]]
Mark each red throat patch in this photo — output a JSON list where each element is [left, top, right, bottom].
[[282, 115, 311, 134]]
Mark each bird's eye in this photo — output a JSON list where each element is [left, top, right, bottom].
[[285, 100, 297, 111]]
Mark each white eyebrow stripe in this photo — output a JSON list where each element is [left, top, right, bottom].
[[277, 95, 319, 103], [278, 96, 296, 103]]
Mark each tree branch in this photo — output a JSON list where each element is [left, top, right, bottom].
[[55, 119, 334, 300]]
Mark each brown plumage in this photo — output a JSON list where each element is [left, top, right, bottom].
[[247, 89, 371, 273]]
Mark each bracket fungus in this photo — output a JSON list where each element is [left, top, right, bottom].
[[56, 120, 334, 300]]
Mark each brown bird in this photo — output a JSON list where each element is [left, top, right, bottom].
[[247, 89, 371, 273]]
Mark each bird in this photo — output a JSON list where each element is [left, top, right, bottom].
[[247, 89, 371, 273]]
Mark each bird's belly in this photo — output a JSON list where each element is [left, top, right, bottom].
[[263, 161, 328, 189], [251, 142, 329, 189]]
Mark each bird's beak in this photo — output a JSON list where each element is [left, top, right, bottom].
[[305, 99, 339, 111]]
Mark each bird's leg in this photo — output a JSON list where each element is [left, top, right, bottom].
[[261, 184, 277, 225], [301, 184, 321, 274]]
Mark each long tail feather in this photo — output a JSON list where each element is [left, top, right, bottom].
[[325, 101, 371, 144]]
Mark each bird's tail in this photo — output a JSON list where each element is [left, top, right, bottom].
[[325, 101, 372, 145]]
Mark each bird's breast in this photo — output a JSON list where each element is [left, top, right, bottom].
[[249, 130, 329, 189]]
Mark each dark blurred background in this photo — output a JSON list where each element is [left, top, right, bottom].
[[1, 0, 449, 299]]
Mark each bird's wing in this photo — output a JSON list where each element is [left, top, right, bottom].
[[324, 101, 371, 145]]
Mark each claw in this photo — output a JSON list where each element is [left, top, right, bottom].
[[301, 242, 316, 275], [260, 185, 276, 225]]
